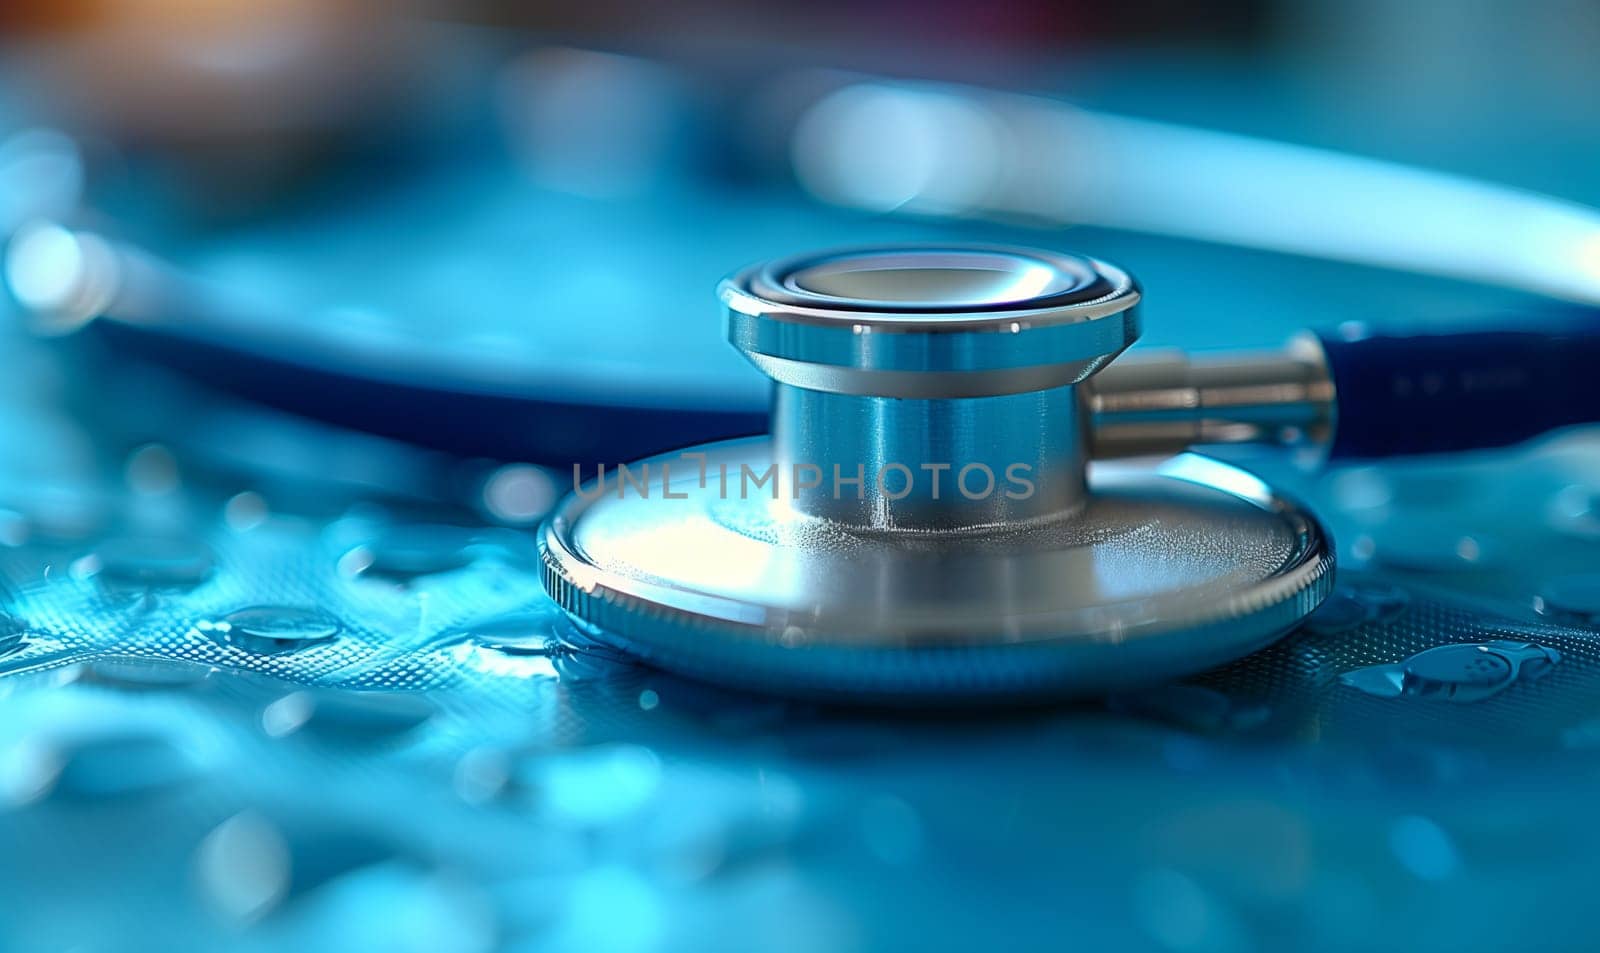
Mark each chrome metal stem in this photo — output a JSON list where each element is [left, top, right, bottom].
[[1087, 338, 1335, 459], [773, 382, 1088, 531], [723, 246, 1140, 535]]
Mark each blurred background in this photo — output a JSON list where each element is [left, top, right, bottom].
[[6, 0, 1599, 192], [3, 4, 1600, 953], [4, 0, 1600, 503]]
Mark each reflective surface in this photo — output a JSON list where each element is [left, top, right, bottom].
[[722, 247, 1140, 399], [6, 35, 1600, 950], [541, 440, 1332, 699], [777, 248, 1105, 309], [7, 317, 1600, 953], [732, 246, 1141, 528], [1, 463, 1600, 951]]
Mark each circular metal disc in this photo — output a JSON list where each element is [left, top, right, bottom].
[[540, 439, 1333, 702], [748, 245, 1123, 313]]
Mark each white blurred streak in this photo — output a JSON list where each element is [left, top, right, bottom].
[[794, 81, 1600, 305], [792, 84, 1001, 215], [4, 221, 121, 333], [5, 219, 213, 338]]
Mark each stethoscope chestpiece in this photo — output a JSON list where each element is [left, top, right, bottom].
[[540, 246, 1333, 703], [723, 246, 1140, 530], [725, 246, 1139, 398]]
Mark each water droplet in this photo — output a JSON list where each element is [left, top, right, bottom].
[[212, 606, 341, 655], [1535, 574, 1600, 626], [0, 508, 29, 547], [552, 624, 640, 676], [339, 526, 478, 585], [1547, 484, 1600, 540], [438, 610, 566, 678], [1388, 815, 1460, 881], [1132, 868, 1251, 953], [1340, 639, 1560, 702], [449, 611, 563, 656], [1338, 664, 1406, 698], [83, 656, 212, 690], [638, 689, 660, 711], [194, 812, 292, 922], [0, 739, 62, 806], [262, 689, 435, 743], [261, 692, 315, 737], [1348, 534, 1377, 565], [1327, 467, 1393, 513], [450, 643, 560, 680], [223, 491, 269, 532], [85, 536, 214, 589], [196, 809, 405, 918], [453, 748, 512, 805], [124, 443, 179, 496], [481, 464, 557, 524]]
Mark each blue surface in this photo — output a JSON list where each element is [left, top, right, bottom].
[[5, 52, 1600, 953], [3, 442, 1600, 952], [7, 227, 1600, 951]]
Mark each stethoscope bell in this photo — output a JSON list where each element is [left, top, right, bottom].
[[540, 246, 1333, 701]]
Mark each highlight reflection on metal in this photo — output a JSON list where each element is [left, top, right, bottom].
[[1089, 340, 1336, 459], [791, 79, 1600, 305], [724, 246, 1140, 528], [541, 247, 1335, 700]]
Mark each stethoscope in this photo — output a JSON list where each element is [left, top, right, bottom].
[[535, 244, 1600, 701], [9, 95, 1600, 700]]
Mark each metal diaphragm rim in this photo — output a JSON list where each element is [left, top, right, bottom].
[[538, 440, 1334, 702]]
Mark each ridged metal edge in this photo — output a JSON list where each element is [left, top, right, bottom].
[[536, 470, 1336, 702]]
